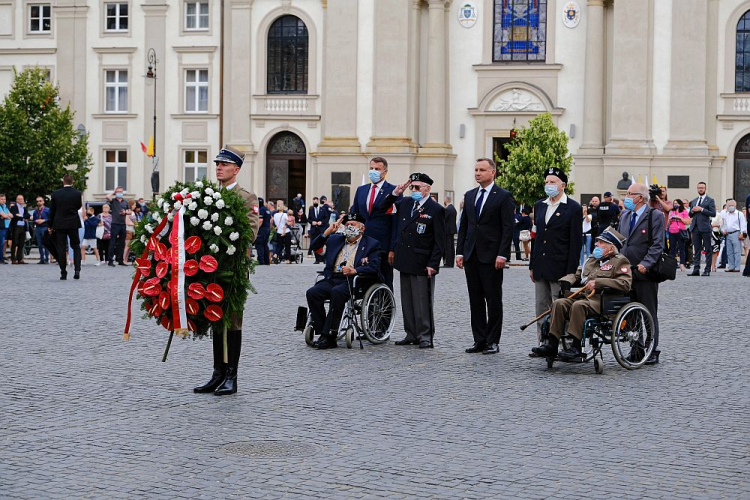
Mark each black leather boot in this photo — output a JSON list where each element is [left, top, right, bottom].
[[532, 334, 559, 358], [194, 331, 226, 393], [215, 330, 241, 395]]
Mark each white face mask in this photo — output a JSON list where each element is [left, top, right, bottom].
[[728, 206, 736, 213], [343, 226, 361, 239]]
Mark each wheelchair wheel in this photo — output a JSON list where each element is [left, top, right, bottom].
[[345, 327, 354, 349], [611, 302, 655, 370], [304, 323, 315, 347], [360, 284, 396, 344], [594, 357, 604, 374], [337, 305, 352, 341]]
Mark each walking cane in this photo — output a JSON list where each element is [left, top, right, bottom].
[[518, 287, 588, 331]]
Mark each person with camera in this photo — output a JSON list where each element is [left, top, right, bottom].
[[667, 199, 691, 271], [720, 199, 747, 273], [105, 186, 131, 267], [619, 183, 665, 365]]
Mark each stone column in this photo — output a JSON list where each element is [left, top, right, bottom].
[[664, 0, 708, 155], [226, 0, 254, 151], [579, 0, 605, 154], [142, 1, 168, 192], [605, 0, 655, 155], [55, 0, 88, 119], [421, 0, 451, 153], [317, 0, 360, 153], [367, 0, 417, 154]]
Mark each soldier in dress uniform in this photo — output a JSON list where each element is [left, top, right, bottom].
[[532, 227, 632, 361], [384, 173, 446, 348], [194, 145, 259, 396]]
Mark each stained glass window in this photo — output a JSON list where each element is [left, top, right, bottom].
[[267, 16, 309, 94], [736, 12, 750, 91], [493, 0, 547, 62]]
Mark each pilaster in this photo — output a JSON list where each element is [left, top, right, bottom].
[[420, 0, 452, 155], [225, 0, 254, 151], [54, 1, 88, 119], [578, 0, 605, 154]]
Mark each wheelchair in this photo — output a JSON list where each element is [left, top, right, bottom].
[[538, 288, 655, 374], [296, 271, 397, 349]]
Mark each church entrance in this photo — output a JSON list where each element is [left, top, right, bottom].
[[735, 135, 750, 209], [266, 131, 306, 208]]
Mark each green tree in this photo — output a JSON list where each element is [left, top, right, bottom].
[[496, 112, 574, 207], [0, 67, 90, 202]]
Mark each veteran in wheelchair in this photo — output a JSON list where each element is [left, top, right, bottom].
[[303, 212, 391, 349], [528, 227, 656, 372]]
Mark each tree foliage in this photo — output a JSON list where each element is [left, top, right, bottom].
[[0, 67, 90, 201], [496, 112, 574, 207]]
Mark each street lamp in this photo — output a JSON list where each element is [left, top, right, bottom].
[[146, 48, 159, 196]]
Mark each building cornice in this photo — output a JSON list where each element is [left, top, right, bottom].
[[0, 48, 56, 55], [173, 46, 218, 53], [93, 47, 138, 54]]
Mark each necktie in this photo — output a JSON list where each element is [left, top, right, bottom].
[[475, 189, 486, 220], [314, 207, 318, 219], [697, 196, 703, 207], [629, 211, 637, 235], [368, 184, 377, 214]]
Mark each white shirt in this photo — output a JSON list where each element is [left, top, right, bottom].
[[721, 210, 747, 233], [582, 214, 592, 233], [475, 184, 492, 217], [544, 193, 568, 224], [224, 182, 237, 191], [273, 212, 288, 235], [367, 180, 385, 211]]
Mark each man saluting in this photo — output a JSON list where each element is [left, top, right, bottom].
[[385, 173, 445, 348], [193, 145, 259, 396]]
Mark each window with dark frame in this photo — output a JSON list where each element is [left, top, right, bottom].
[[29, 4, 51, 33], [736, 12, 750, 92], [105, 3, 129, 32], [105, 150, 128, 191], [267, 15, 309, 94], [493, 0, 547, 62]]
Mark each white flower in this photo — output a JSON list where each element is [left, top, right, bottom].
[[195, 181, 204, 188], [229, 231, 239, 241], [173, 200, 183, 210], [190, 191, 200, 199], [211, 212, 219, 222], [140, 236, 147, 243], [202, 221, 213, 231], [226, 245, 236, 256], [154, 213, 162, 222], [156, 198, 164, 208], [181, 188, 190, 195], [204, 196, 214, 206], [197, 209, 209, 220], [205, 187, 215, 196], [209, 244, 219, 253], [213, 192, 222, 200], [168, 213, 174, 221], [224, 216, 234, 226], [215, 199, 225, 209], [190, 217, 200, 226], [163, 202, 170, 213], [145, 224, 154, 234], [213, 226, 222, 236], [187, 202, 198, 211]]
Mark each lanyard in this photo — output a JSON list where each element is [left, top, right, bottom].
[[338, 242, 357, 269]]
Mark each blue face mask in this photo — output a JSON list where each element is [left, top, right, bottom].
[[623, 197, 636, 211], [411, 191, 423, 202], [592, 247, 605, 260], [544, 185, 559, 198], [116, 192, 124, 199], [368, 170, 381, 183]]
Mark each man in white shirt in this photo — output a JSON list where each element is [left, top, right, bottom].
[[720, 199, 747, 272], [272, 208, 290, 263]]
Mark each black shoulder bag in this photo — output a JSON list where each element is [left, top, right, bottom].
[[646, 209, 677, 283]]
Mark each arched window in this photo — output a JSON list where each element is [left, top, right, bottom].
[[734, 134, 750, 205], [493, 0, 547, 62], [267, 15, 309, 94], [736, 11, 750, 92]]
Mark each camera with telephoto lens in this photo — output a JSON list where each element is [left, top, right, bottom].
[[648, 184, 662, 201]]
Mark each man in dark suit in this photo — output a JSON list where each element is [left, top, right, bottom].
[[349, 157, 400, 289], [744, 193, 750, 277], [456, 158, 515, 355], [48, 174, 83, 279], [619, 183, 665, 364], [9, 194, 31, 264], [306, 213, 382, 349], [254, 197, 271, 265], [385, 173, 445, 348], [529, 167, 582, 354], [688, 181, 716, 276], [307, 196, 326, 263], [442, 195, 457, 267]]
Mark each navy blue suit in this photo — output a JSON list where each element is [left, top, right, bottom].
[[307, 204, 327, 261], [254, 206, 271, 265], [306, 233, 381, 336], [350, 181, 400, 289]]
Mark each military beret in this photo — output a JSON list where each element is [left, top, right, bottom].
[[342, 212, 367, 224], [214, 145, 245, 168], [409, 172, 434, 186], [545, 167, 567, 184]]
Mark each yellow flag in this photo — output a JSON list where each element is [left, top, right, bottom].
[[653, 174, 657, 185], [147, 136, 154, 157], [638, 173, 641, 183]]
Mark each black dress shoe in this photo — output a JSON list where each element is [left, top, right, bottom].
[[688, 270, 700, 276], [108, 261, 116, 267], [74, 272, 80, 280], [701, 270, 710, 276], [531, 341, 558, 358], [60, 273, 67, 280], [395, 338, 418, 346], [644, 351, 660, 365], [482, 343, 499, 354], [717, 265, 726, 269], [418, 341, 433, 349], [557, 346, 583, 361], [118, 262, 128, 266], [465, 342, 486, 353], [314, 335, 337, 349]]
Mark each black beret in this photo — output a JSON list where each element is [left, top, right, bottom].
[[545, 167, 568, 184], [409, 172, 434, 186], [343, 212, 367, 224]]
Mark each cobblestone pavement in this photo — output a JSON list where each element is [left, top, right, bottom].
[[1, 256, 748, 499]]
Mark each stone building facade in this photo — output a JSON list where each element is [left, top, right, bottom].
[[1, 0, 749, 207]]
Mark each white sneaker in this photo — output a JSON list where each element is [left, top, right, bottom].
[[95, 261, 102, 266]]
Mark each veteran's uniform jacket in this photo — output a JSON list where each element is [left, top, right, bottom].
[[560, 253, 633, 310], [386, 195, 446, 276]]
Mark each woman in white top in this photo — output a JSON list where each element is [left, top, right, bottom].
[[579, 204, 593, 266]]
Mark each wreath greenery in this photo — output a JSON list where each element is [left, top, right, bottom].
[[129, 180, 256, 338]]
